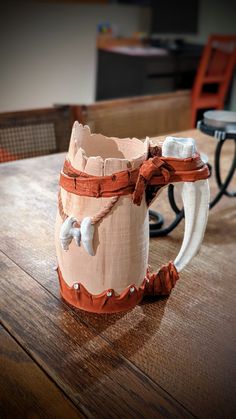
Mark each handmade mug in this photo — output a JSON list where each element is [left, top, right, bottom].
[[55, 123, 210, 313]]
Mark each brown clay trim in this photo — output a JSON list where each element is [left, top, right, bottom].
[[59, 154, 210, 200], [57, 262, 179, 314]]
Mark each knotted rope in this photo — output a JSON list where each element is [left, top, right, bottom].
[[58, 189, 119, 227]]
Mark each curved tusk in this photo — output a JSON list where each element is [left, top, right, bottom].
[[71, 227, 81, 247], [60, 216, 77, 251], [162, 136, 210, 273], [60, 216, 81, 251], [174, 179, 210, 272], [80, 217, 95, 256]]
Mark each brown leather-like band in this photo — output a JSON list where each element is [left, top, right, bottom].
[[59, 154, 210, 205], [57, 262, 179, 314]]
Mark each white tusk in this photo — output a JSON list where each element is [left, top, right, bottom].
[[80, 217, 95, 256], [71, 227, 81, 247], [162, 136, 210, 273], [174, 180, 210, 272], [60, 216, 80, 251]]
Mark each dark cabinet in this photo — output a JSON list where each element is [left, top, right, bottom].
[[96, 45, 202, 100]]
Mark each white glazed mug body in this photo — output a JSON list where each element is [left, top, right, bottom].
[[55, 124, 150, 295]]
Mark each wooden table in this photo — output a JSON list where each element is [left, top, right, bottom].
[[0, 130, 235, 418]]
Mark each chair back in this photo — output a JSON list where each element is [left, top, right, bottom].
[[192, 35, 236, 104], [72, 91, 191, 140], [0, 106, 73, 163]]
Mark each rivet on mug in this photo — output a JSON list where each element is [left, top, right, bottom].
[[73, 283, 80, 290]]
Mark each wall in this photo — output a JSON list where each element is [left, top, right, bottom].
[[191, 0, 236, 43], [0, 0, 235, 112], [0, 1, 149, 112]]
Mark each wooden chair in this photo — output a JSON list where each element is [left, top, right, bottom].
[[191, 35, 236, 128], [71, 90, 191, 140], [0, 106, 73, 163]]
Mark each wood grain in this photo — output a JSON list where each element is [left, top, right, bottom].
[[0, 129, 235, 418], [0, 325, 83, 419], [0, 252, 192, 419]]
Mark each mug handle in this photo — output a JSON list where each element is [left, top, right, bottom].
[[162, 137, 210, 273]]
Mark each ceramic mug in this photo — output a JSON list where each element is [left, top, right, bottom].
[[55, 123, 210, 313]]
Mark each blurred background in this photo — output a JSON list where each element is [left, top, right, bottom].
[[1, 0, 236, 111], [0, 0, 236, 161]]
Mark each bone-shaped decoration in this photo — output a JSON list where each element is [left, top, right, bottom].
[[72, 228, 81, 247], [59, 216, 81, 251], [162, 136, 196, 159], [162, 136, 210, 272], [80, 217, 95, 256], [60, 216, 95, 256]]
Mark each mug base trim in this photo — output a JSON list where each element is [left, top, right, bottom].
[[56, 262, 179, 314]]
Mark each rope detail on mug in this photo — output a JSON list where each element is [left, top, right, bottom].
[[132, 156, 172, 205], [59, 154, 209, 203], [58, 189, 119, 227]]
